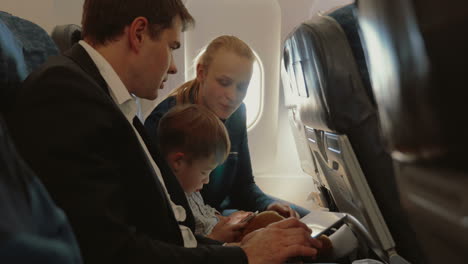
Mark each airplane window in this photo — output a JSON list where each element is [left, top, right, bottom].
[[244, 56, 263, 129]]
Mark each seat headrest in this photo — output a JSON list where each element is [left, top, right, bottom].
[[358, 0, 468, 160], [282, 4, 374, 134], [51, 24, 82, 53], [0, 12, 59, 113], [328, 5, 375, 106], [0, 12, 59, 73]]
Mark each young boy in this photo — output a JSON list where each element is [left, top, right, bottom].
[[157, 104, 250, 242]]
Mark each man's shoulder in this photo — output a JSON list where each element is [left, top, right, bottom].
[[21, 54, 107, 100], [22, 55, 80, 88]]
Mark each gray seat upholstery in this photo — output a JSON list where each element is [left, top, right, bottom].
[[359, 0, 468, 263], [280, 27, 327, 209], [281, 4, 424, 263], [51, 24, 82, 53]]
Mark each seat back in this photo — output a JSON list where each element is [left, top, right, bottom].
[[0, 18, 28, 112], [51, 24, 82, 53], [0, 19, 31, 232], [281, 32, 324, 205], [0, 12, 82, 263], [0, 12, 58, 74], [0, 11, 58, 112], [281, 4, 423, 263], [358, 0, 468, 263]]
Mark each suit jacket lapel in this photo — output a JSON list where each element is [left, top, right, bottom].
[[64, 44, 109, 95]]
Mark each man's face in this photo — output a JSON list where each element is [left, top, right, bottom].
[[132, 16, 182, 100]]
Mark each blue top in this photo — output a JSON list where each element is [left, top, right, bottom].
[[145, 96, 275, 212]]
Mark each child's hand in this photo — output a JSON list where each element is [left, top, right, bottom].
[[226, 211, 252, 224], [207, 217, 248, 242]]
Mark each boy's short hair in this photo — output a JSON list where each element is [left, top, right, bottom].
[[158, 104, 230, 164], [82, 0, 194, 45]]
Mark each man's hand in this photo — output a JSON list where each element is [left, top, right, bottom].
[[267, 202, 300, 218], [207, 216, 248, 242], [240, 218, 322, 264]]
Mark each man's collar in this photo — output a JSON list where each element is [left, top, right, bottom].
[[78, 40, 132, 106]]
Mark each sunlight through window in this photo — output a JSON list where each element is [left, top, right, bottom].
[[244, 56, 263, 129]]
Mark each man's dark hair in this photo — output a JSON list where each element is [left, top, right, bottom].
[[81, 0, 194, 45]]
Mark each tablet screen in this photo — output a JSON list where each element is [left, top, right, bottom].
[[300, 210, 346, 238]]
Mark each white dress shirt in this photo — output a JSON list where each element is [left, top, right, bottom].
[[79, 40, 197, 248]]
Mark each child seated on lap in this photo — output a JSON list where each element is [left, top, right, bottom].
[[157, 104, 253, 242]]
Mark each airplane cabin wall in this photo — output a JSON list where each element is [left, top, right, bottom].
[[1, 0, 84, 33], [271, 0, 325, 180]]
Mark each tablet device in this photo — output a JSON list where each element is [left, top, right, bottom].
[[240, 210, 259, 223], [300, 210, 346, 238]]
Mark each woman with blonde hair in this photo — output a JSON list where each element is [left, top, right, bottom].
[[145, 35, 309, 220]]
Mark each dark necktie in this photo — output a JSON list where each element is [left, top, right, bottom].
[[132, 116, 154, 151]]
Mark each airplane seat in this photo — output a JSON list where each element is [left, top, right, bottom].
[[282, 4, 424, 263], [358, 0, 468, 263], [0, 11, 59, 112], [281, 7, 337, 213], [0, 11, 58, 73], [327, 6, 425, 263], [0, 13, 82, 263], [0, 19, 28, 113], [51, 24, 82, 53]]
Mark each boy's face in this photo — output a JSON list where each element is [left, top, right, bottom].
[[169, 153, 218, 193]]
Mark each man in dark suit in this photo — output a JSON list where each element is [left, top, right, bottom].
[[5, 0, 322, 263]]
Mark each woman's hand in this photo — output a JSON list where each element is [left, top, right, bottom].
[[266, 202, 300, 218]]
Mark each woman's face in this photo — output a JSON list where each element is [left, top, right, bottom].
[[197, 49, 253, 120]]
